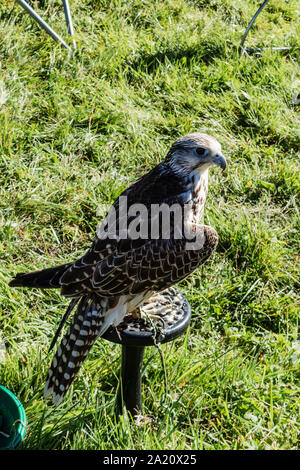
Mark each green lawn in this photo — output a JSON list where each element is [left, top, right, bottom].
[[0, 0, 299, 450]]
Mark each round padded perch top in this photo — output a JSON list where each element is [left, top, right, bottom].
[[103, 287, 191, 347]]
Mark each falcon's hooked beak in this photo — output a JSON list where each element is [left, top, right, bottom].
[[212, 154, 227, 171]]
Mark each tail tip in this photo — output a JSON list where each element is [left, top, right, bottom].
[[43, 381, 65, 406]]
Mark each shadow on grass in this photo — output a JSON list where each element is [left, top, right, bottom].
[[125, 38, 230, 76]]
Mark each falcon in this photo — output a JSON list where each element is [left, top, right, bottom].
[[9, 132, 226, 404]]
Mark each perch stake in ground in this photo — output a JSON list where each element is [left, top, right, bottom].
[[103, 288, 191, 416]]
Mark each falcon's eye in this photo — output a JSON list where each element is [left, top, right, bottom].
[[196, 147, 206, 157]]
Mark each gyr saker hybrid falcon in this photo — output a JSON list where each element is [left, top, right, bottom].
[[9, 132, 227, 404]]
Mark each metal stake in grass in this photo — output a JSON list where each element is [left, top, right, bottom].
[[102, 288, 191, 417], [62, 0, 77, 50], [240, 0, 270, 53], [14, 0, 75, 51]]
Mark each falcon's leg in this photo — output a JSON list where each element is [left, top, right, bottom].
[[131, 308, 140, 320], [131, 307, 166, 329]]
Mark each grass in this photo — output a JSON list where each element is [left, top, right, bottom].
[[0, 0, 299, 450]]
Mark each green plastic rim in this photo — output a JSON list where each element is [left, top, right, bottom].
[[0, 385, 27, 449]]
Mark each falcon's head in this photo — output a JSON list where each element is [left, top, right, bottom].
[[165, 132, 227, 176]]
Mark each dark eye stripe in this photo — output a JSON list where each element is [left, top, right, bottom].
[[196, 148, 206, 156]]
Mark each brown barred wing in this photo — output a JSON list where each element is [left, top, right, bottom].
[[59, 226, 218, 299]]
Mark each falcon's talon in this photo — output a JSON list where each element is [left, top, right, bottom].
[[131, 308, 141, 320], [131, 307, 167, 330], [140, 311, 167, 330]]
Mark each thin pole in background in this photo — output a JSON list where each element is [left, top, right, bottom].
[[14, 0, 74, 51], [62, 0, 76, 49], [240, 0, 270, 52]]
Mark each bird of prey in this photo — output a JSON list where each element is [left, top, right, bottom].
[[9, 132, 226, 404]]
